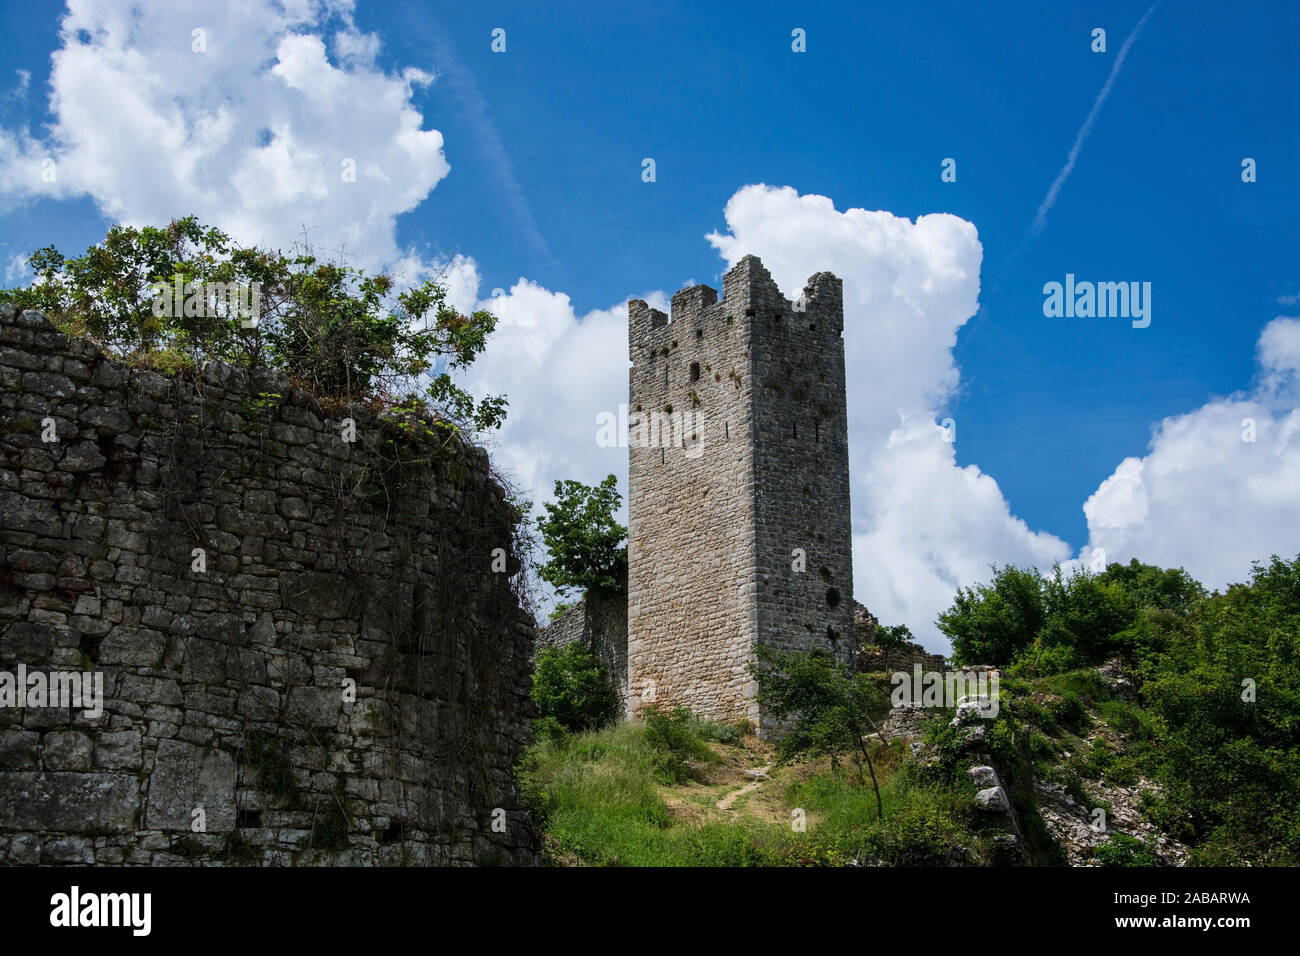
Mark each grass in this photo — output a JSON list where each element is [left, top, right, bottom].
[[520, 662, 1182, 867], [519, 717, 990, 866], [523, 658, 1242, 866]]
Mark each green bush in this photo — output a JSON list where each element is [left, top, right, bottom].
[[529, 715, 570, 746], [1098, 700, 1157, 739], [1008, 640, 1081, 678], [939, 565, 1046, 666], [531, 642, 619, 733], [690, 717, 744, 746], [942, 559, 1203, 672], [1095, 833, 1156, 867], [1047, 694, 1088, 736], [1, 217, 505, 429], [643, 706, 715, 784]]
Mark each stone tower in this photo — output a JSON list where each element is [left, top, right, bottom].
[[626, 255, 854, 734]]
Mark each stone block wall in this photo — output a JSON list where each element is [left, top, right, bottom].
[[535, 591, 628, 707], [0, 305, 539, 866]]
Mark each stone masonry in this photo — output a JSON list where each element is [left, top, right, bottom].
[[626, 256, 855, 734], [0, 305, 539, 866], [535, 591, 628, 709], [853, 602, 947, 673]]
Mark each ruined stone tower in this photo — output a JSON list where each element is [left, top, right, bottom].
[[626, 255, 854, 734]]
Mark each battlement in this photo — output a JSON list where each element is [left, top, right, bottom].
[[720, 253, 782, 314], [670, 283, 718, 325], [628, 255, 843, 359], [628, 298, 668, 330]]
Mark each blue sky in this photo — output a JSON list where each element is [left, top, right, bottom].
[[1, 1, 1297, 646]]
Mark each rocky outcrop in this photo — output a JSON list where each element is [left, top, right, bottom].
[[1033, 776, 1188, 866]]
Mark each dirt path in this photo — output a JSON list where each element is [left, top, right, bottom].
[[716, 765, 771, 811]]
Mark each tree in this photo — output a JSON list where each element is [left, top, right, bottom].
[[750, 645, 890, 821], [1038, 567, 1137, 662], [1098, 558, 1204, 616], [0, 217, 506, 430], [938, 564, 1046, 666], [1139, 554, 1300, 863], [537, 474, 627, 597], [948, 560, 1205, 676], [875, 622, 915, 653]]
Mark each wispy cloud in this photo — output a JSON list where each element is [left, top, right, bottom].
[[6, 69, 30, 102], [1031, 5, 1158, 236], [416, 14, 559, 278]]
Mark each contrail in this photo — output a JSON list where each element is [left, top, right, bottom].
[[417, 14, 561, 277], [956, 7, 1158, 351], [1031, 5, 1158, 236]]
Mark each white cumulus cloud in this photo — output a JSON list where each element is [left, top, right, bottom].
[[443, 255, 664, 506], [1077, 316, 1300, 589], [0, 0, 447, 270]]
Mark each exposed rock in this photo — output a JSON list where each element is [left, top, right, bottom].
[[968, 764, 1000, 789]]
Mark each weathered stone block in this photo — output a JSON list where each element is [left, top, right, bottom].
[[0, 772, 139, 832], [0, 731, 40, 770], [43, 730, 93, 771], [280, 497, 310, 519], [42, 835, 96, 863], [80, 405, 133, 435], [95, 731, 143, 772], [182, 639, 228, 682], [145, 739, 236, 832], [57, 441, 106, 472], [1, 621, 55, 661], [21, 371, 76, 399], [0, 493, 62, 536], [287, 686, 341, 727], [99, 627, 166, 667]]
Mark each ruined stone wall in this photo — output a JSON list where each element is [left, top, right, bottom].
[[0, 305, 539, 866], [535, 591, 627, 707], [853, 602, 946, 673], [627, 256, 854, 731]]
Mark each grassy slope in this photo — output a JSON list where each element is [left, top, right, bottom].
[[520, 662, 1207, 867], [519, 718, 1000, 867]]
